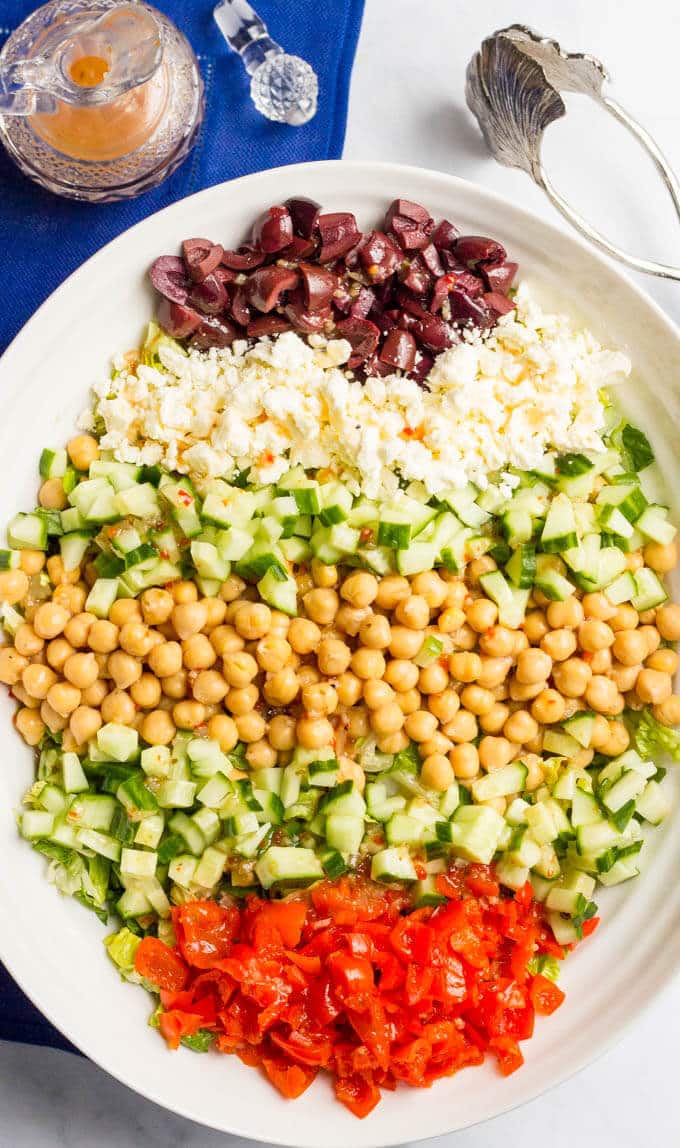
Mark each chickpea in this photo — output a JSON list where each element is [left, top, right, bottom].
[[303, 588, 339, 626], [148, 641, 182, 678], [437, 606, 465, 634], [419, 753, 454, 792], [647, 647, 678, 674], [523, 754, 545, 792], [170, 601, 207, 641], [458, 684, 494, 716], [530, 688, 567, 725], [449, 743, 480, 780], [137, 588, 172, 626], [636, 668, 673, 705], [32, 603, 69, 640], [476, 627, 513, 660], [578, 619, 615, 653], [13, 682, 40, 709], [15, 707, 46, 745], [128, 673, 161, 710], [314, 638, 350, 678], [546, 597, 584, 630], [67, 434, 99, 470], [381, 659, 416, 693], [351, 648, 386, 680], [210, 625, 244, 657], [540, 628, 577, 663], [501, 709, 537, 744], [340, 571, 378, 609], [217, 574, 245, 603], [551, 658, 592, 698], [296, 715, 334, 749], [375, 574, 410, 610], [346, 706, 370, 739], [285, 617, 319, 655], [411, 571, 448, 609], [227, 681, 259, 714], [590, 649, 613, 675], [173, 700, 206, 730], [68, 705, 102, 746], [418, 662, 449, 695], [108, 598, 142, 628], [522, 611, 549, 645], [584, 676, 623, 715], [161, 671, 188, 700], [201, 597, 227, 631], [656, 604, 680, 642], [588, 713, 611, 751], [609, 662, 640, 692], [449, 651, 482, 683], [467, 556, 496, 586], [389, 626, 425, 659], [308, 558, 336, 588], [62, 612, 94, 649], [611, 629, 648, 667], [363, 680, 394, 710], [443, 709, 478, 743], [172, 580, 199, 604], [22, 663, 57, 700], [625, 552, 644, 573], [302, 681, 339, 717], [610, 604, 639, 632], [515, 648, 552, 685], [265, 714, 295, 752], [244, 739, 276, 769], [63, 651, 99, 690], [377, 730, 410, 755], [465, 597, 498, 634], [252, 635, 290, 674], [404, 709, 438, 742], [333, 605, 367, 638], [101, 688, 136, 724], [54, 584, 87, 615], [264, 667, 299, 706], [357, 614, 390, 651], [394, 594, 429, 630], [205, 713, 237, 752], [233, 602, 271, 641], [643, 541, 677, 574], [428, 690, 460, 723], [653, 695, 680, 726], [368, 700, 403, 737], [87, 619, 119, 654], [480, 702, 510, 734], [19, 550, 45, 576], [397, 688, 422, 716], [41, 700, 68, 734], [38, 477, 67, 511], [81, 679, 108, 707], [474, 657, 510, 690], [136, 711, 174, 750], [13, 624, 43, 659], [190, 670, 227, 705], [479, 735, 514, 772], [108, 650, 142, 690], [180, 634, 216, 671], [46, 681, 81, 718], [0, 647, 28, 685], [336, 671, 363, 707], [582, 592, 617, 621], [442, 580, 468, 609], [600, 720, 631, 757], [455, 629, 479, 658]]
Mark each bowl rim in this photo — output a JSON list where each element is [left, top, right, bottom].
[[2, 158, 680, 1147]]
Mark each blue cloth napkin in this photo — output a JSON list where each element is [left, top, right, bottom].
[[0, 0, 364, 1051]]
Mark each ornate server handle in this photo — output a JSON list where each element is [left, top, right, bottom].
[[466, 25, 680, 282]]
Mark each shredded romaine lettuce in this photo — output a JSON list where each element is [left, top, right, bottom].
[[105, 927, 141, 978], [181, 1030, 216, 1053], [141, 321, 186, 369], [633, 707, 680, 762]]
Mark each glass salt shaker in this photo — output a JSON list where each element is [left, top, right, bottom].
[[0, 0, 204, 202]]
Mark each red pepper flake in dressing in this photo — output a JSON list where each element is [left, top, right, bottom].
[[176, 488, 193, 507]]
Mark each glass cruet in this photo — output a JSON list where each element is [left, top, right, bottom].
[[0, 0, 204, 202]]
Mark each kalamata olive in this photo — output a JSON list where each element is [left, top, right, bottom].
[[379, 329, 417, 372], [373, 310, 399, 335], [213, 265, 236, 286], [247, 315, 292, 337], [281, 235, 316, 261], [157, 297, 202, 338], [419, 244, 444, 278], [455, 235, 506, 267], [220, 246, 266, 271], [245, 266, 299, 312], [298, 262, 337, 311], [182, 239, 224, 282], [389, 215, 430, 251], [318, 213, 361, 262], [411, 348, 434, 385], [399, 256, 431, 295], [397, 295, 430, 322], [440, 250, 467, 273], [331, 283, 353, 314], [251, 206, 294, 254], [285, 293, 331, 333], [285, 196, 321, 238], [483, 260, 518, 294], [188, 272, 229, 316], [358, 231, 402, 283], [230, 285, 252, 327], [483, 291, 516, 317], [430, 274, 456, 314], [363, 355, 394, 378], [455, 271, 484, 298], [348, 285, 375, 319], [430, 220, 459, 250], [385, 199, 431, 228], [335, 317, 380, 365], [189, 315, 240, 350], [449, 288, 490, 325], [149, 256, 189, 304], [413, 314, 457, 352]]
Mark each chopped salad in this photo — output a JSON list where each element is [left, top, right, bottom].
[[3, 195, 679, 1118]]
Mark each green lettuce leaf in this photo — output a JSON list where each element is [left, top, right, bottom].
[[105, 926, 141, 976], [181, 1030, 216, 1053], [621, 423, 654, 471], [632, 707, 680, 761]]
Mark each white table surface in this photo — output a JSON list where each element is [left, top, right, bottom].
[[2, 0, 679, 1144]]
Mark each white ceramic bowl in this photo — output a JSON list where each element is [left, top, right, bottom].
[[1, 161, 680, 1148]]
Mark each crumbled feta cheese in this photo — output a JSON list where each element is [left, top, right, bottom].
[[88, 284, 630, 497]]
